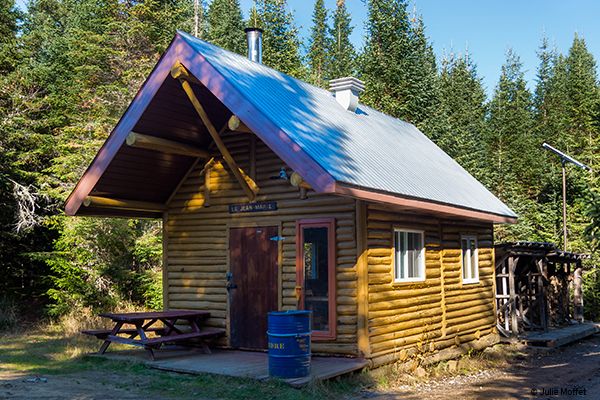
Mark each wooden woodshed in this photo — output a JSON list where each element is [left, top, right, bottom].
[[65, 31, 517, 367]]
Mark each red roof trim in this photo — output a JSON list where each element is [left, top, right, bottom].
[[334, 183, 517, 224]]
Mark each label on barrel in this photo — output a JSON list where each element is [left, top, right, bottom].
[[269, 342, 285, 350]]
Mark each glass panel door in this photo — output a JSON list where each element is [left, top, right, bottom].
[[302, 227, 329, 331], [297, 218, 336, 339]]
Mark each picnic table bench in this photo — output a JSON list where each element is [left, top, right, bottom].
[[82, 310, 225, 360]]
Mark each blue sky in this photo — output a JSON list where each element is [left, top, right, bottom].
[[239, 0, 600, 97]]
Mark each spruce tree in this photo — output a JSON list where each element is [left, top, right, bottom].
[[406, 15, 438, 128], [206, 0, 245, 54], [563, 35, 599, 169], [306, 0, 331, 87], [533, 37, 557, 121], [428, 53, 487, 180], [487, 50, 540, 241], [360, 0, 437, 129], [328, 0, 356, 79], [0, 0, 19, 72], [488, 50, 535, 186], [252, 0, 304, 78], [542, 36, 599, 251], [7, 0, 195, 315]]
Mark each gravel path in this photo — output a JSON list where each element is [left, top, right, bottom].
[[363, 333, 600, 400]]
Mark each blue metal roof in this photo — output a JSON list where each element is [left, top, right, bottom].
[[179, 31, 516, 219]]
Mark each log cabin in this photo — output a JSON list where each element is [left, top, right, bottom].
[[65, 30, 517, 367]]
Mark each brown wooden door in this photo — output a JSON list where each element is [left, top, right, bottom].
[[229, 226, 278, 349]]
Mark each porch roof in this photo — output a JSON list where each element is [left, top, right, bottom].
[[65, 31, 516, 223]]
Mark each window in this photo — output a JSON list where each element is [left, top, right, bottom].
[[461, 235, 479, 284], [296, 219, 336, 340], [393, 229, 425, 282]]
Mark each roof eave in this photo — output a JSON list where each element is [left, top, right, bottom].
[[64, 35, 187, 216], [334, 182, 518, 224], [65, 32, 337, 217]]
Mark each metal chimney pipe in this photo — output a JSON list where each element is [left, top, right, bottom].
[[244, 27, 263, 64]]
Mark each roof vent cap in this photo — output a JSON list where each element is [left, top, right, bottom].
[[329, 77, 365, 112]]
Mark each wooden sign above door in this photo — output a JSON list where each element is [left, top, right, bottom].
[[229, 201, 278, 214]]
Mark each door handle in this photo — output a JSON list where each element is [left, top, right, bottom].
[[226, 282, 238, 291]]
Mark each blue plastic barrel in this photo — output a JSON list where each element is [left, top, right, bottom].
[[267, 310, 311, 378]]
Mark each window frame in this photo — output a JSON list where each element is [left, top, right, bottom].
[[296, 218, 336, 340], [392, 228, 426, 283], [461, 235, 479, 284]]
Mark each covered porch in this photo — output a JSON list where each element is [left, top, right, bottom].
[[95, 347, 368, 387]]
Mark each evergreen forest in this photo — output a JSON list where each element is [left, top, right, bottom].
[[1, 0, 599, 326]]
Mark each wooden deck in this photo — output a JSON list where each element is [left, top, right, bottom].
[[97, 348, 368, 387], [518, 322, 600, 348]]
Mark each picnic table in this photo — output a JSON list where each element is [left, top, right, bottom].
[[82, 310, 225, 360]]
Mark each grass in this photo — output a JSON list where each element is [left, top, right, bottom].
[[0, 329, 371, 399], [0, 321, 524, 399]]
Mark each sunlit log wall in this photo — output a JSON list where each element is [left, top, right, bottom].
[[365, 204, 498, 366], [164, 130, 498, 360], [165, 131, 358, 355]]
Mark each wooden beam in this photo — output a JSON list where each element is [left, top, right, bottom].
[[227, 115, 252, 133], [290, 172, 312, 190], [126, 132, 209, 159], [508, 256, 519, 337], [171, 62, 258, 201], [162, 212, 170, 310], [83, 196, 165, 212]]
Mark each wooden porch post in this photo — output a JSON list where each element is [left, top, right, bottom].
[[508, 256, 519, 337], [536, 259, 548, 332], [573, 260, 584, 322]]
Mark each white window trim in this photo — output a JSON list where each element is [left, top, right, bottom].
[[393, 228, 426, 283], [461, 235, 479, 284]]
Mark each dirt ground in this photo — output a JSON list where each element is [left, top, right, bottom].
[[0, 368, 181, 400], [367, 333, 600, 400], [1, 334, 599, 399]]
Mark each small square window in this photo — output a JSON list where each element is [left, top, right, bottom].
[[393, 229, 425, 282], [461, 235, 479, 284]]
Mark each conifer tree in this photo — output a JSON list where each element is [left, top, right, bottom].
[[487, 50, 535, 187], [0, 0, 19, 72], [487, 50, 541, 241], [206, 0, 245, 54], [406, 15, 438, 127], [328, 0, 356, 79], [360, 0, 437, 129], [307, 0, 331, 87], [252, 0, 304, 78], [7, 0, 194, 314], [533, 37, 557, 121], [539, 36, 600, 251], [563, 35, 599, 170], [428, 53, 487, 180]]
